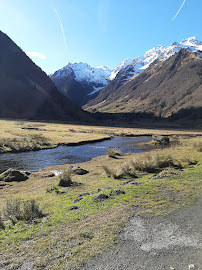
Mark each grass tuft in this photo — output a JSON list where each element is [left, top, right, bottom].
[[58, 169, 73, 187], [2, 199, 43, 225]]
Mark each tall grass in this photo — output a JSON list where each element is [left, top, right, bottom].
[[2, 199, 43, 225], [103, 154, 175, 179], [0, 134, 51, 153], [193, 141, 202, 152], [130, 154, 174, 173], [58, 169, 73, 187]]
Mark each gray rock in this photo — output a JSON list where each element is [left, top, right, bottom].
[[0, 168, 30, 182], [69, 165, 89, 175], [152, 135, 169, 145], [93, 194, 109, 202]]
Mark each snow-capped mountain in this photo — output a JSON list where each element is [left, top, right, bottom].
[[52, 63, 112, 94], [112, 37, 202, 83], [50, 63, 112, 106], [50, 37, 202, 107]]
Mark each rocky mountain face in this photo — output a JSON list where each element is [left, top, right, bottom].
[[51, 37, 202, 109], [85, 49, 202, 119], [51, 63, 112, 106], [0, 31, 91, 122]]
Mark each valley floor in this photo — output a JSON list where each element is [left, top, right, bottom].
[[0, 120, 201, 269]]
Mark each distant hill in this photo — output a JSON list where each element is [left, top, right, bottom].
[[0, 31, 91, 122], [85, 49, 202, 120]]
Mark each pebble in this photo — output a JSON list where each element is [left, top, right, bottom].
[[189, 265, 195, 270]]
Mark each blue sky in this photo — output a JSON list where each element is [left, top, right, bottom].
[[0, 0, 201, 74]]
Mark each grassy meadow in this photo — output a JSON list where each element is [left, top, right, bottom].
[[0, 119, 202, 269]]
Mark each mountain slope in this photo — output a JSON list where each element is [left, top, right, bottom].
[[85, 49, 202, 118], [0, 31, 91, 121], [51, 37, 202, 108], [50, 63, 112, 106]]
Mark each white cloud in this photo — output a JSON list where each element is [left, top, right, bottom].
[[26, 52, 46, 60]]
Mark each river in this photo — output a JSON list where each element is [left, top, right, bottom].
[[0, 136, 152, 173]]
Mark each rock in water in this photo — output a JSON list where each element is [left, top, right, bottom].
[[152, 135, 169, 145], [0, 169, 30, 182]]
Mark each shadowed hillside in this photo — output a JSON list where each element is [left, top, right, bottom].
[[85, 50, 202, 118], [0, 31, 92, 122]]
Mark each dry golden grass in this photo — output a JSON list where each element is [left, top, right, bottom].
[[0, 119, 201, 148]]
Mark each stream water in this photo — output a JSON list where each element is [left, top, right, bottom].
[[0, 136, 152, 173]]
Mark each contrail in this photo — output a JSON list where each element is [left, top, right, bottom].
[[172, 0, 186, 21], [53, 8, 67, 50]]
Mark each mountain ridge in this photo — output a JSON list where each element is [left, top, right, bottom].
[[85, 49, 202, 120], [51, 37, 202, 107]]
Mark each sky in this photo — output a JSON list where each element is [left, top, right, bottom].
[[0, 0, 201, 74]]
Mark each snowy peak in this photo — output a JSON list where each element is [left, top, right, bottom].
[[52, 62, 112, 87], [109, 58, 133, 80], [115, 37, 202, 81]]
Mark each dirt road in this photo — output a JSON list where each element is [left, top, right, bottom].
[[82, 199, 202, 270]]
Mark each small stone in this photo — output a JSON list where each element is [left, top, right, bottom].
[[69, 206, 79, 210], [110, 189, 125, 196], [170, 267, 175, 270], [189, 265, 195, 270]]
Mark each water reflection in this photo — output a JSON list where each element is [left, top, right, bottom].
[[0, 136, 151, 173]]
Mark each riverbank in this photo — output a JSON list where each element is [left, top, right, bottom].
[[0, 119, 201, 154], [0, 135, 201, 269]]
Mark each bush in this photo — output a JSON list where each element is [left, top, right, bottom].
[[58, 169, 73, 187], [3, 199, 43, 225]]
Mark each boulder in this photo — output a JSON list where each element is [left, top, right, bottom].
[[68, 165, 89, 175], [0, 169, 30, 182], [152, 135, 169, 145], [93, 194, 109, 202]]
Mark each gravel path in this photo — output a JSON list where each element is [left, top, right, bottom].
[[82, 199, 202, 270]]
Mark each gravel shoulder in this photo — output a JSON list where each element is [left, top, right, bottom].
[[82, 198, 202, 270]]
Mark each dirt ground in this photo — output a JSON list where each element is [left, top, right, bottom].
[[82, 198, 202, 270]]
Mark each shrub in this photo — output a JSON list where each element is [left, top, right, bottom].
[[58, 169, 73, 187], [3, 199, 43, 225]]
